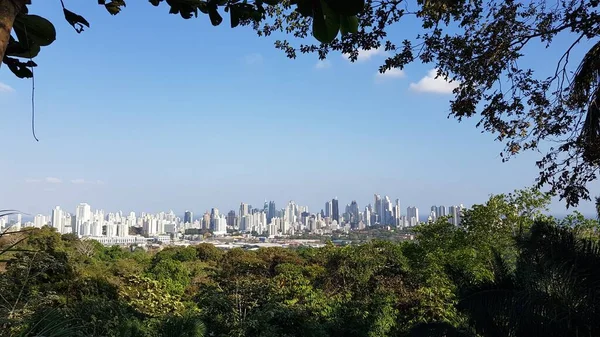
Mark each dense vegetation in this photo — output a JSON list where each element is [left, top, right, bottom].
[[1, 189, 599, 337]]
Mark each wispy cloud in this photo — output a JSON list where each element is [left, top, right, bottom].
[[315, 60, 332, 69], [45, 177, 62, 184], [25, 178, 42, 183], [70, 178, 105, 185], [343, 48, 387, 62], [0, 82, 15, 93], [409, 69, 459, 94], [375, 68, 406, 82], [244, 53, 263, 65]]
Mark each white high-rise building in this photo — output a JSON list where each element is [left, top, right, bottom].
[[364, 207, 371, 227], [430, 206, 438, 221], [213, 215, 227, 235], [448, 204, 464, 226], [34, 214, 46, 228], [51, 206, 64, 233], [406, 206, 419, 227], [106, 222, 118, 237], [437, 206, 447, 218], [75, 203, 92, 235], [118, 222, 128, 237], [268, 223, 277, 237]]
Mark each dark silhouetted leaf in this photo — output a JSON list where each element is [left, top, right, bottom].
[[105, 1, 127, 15], [63, 9, 90, 33], [312, 0, 339, 43], [3, 57, 35, 78], [339, 15, 358, 35], [208, 5, 223, 26], [13, 14, 56, 47], [324, 0, 364, 16]]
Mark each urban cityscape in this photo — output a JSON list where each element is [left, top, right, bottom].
[[1, 194, 465, 246]]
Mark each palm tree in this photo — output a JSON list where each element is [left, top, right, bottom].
[[458, 220, 600, 337]]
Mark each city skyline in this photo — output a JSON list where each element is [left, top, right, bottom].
[[3, 190, 595, 220], [1, 195, 463, 243]]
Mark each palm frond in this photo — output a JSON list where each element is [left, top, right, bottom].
[[595, 196, 600, 221], [409, 321, 476, 337], [17, 308, 82, 337], [571, 41, 600, 164], [159, 313, 206, 337]]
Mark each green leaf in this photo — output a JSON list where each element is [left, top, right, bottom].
[[230, 6, 241, 28], [339, 15, 358, 35], [63, 9, 90, 33], [105, 1, 127, 15], [13, 15, 56, 47], [198, 1, 209, 13], [295, 0, 312, 17], [263, 0, 280, 5], [8, 42, 40, 58], [324, 0, 364, 16], [3, 57, 34, 79], [208, 5, 223, 26], [312, 0, 339, 43]]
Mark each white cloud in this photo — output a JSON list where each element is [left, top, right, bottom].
[[409, 69, 459, 94], [45, 177, 62, 184], [70, 178, 105, 185], [375, 68, 406, 82], [343, 48, 387, 62], [315, 60, 331, 69], [244, 53, 263, 65], [0, 82, 14, 93], [25, 178, 42, 183]]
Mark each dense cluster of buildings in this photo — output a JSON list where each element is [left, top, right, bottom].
[[0, 194, 464, 245]]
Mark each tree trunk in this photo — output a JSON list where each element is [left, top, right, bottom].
[[0, 0, 27, 66]]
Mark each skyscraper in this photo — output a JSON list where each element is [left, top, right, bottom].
[[374, 194, 382, 220], [383, 196, 392, 225], [202, 212, 211, 229], [331, 198, 339, 222], [325, 201, 332, 218], [267, 201, 276, 223], [75, 203, 91, 235], [437, 205, 447, 217], [406, 206, 419, 227], [393, 199, 401, 227], [430, 206, 438, 221], [239, 203, 249, 219], [184, 210, 193, 224], [51, 206, 63, 234], [226, 210, 237, 227], [349, 200, 360, 226], [449, 205, 464, 226]]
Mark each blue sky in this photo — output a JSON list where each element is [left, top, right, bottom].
[[0, 1, 598, 216]]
